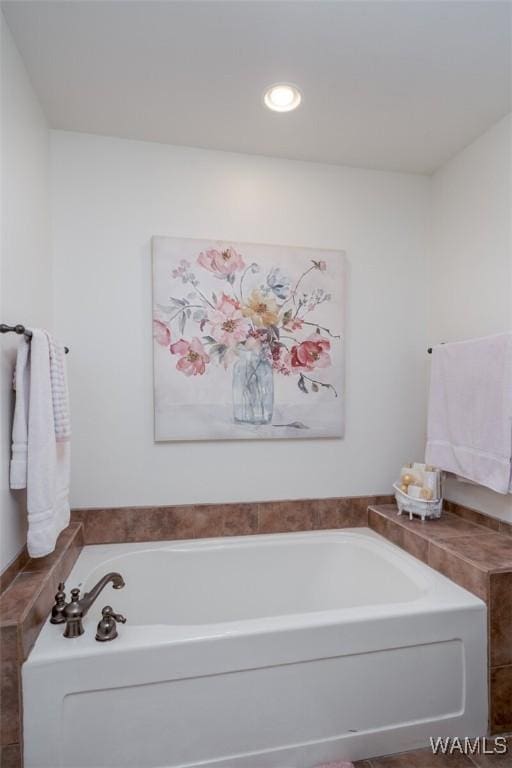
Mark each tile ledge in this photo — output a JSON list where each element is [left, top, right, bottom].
[[368, 504, 489, 537], [0, 523, 83, 626], [369, 506, 512, 576]]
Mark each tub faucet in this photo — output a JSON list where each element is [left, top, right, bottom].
[[63, 572, 125, 638]]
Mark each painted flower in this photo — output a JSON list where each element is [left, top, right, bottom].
[[197, 247, 245, 277], [312, 259, 327, 271], [153, 319, 171, 347], [208, 294, 250, 346], [171, 259, 199, 286], [289, 334, 331, 370], [170, 337, 210, 376], [266, 267, 291, 300], [171, 259, 190, 278], [242, 290, 279, 327], [282, 316, 304, 332], [270, 343, 292, 375]]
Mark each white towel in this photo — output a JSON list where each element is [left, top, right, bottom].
[[46, 333, 71, 442], [10, 339, 29, 489], [425, 334, 512, 494], [10, 329, 70, 557]]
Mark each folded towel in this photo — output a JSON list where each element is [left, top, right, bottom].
[[10, 329, 70, 557], [425, 334, 512, 494], [46, 332, 71, 442]]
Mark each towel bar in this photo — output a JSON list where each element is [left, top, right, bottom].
[[0, 323, 69, 354]]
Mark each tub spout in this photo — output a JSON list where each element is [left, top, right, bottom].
[[63, 573, 125, 638], [80, 572, 125, 614]]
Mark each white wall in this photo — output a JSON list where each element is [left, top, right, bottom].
[[1, 61, 508, 561], [50, 130, 430, 510], [428, 114, 512, 521], [0, 13, 53, 570], [2, 55, 508, 556]]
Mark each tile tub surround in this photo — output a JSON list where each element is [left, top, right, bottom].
[[1, 495, 510, 767], [0, 523, 83, 767], [71, 495, 394, 544], [368, 504, 512, 735], [445, 500, 512, 538], [0, 548, 29, 596]]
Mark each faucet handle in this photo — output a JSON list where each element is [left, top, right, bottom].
[[95, 605, 126, 642], [50, 582, 67, 624]]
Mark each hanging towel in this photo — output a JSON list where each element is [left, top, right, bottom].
[[10, 329, 70, 557], [10, 339, 30, 489], [425, 333, 512, 494], [46, 333, 71, 442]]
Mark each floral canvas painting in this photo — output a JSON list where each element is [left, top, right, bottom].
[[152, 236, 345, 441]]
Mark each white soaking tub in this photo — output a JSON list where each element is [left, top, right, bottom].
[[23, 529, 487, 768]]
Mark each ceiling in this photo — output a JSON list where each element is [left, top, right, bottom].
[[2, 0, 511, 174]]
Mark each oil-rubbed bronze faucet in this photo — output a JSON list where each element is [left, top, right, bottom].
[[50, 583, 67, 624], [63, 572, 125, 638], [95, 605, 126, 642]]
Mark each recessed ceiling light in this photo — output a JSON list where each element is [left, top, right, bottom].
[[263, 83, 302, 112]]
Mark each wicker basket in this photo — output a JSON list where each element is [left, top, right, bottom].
[[393, 482, 443, 521]]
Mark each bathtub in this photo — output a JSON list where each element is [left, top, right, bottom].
[[23, 528, 487, 768]]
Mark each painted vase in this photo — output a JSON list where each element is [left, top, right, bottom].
[[232, 346, 274, 425]]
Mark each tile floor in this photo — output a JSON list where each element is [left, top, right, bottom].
[[354, 738, 512, 767]]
